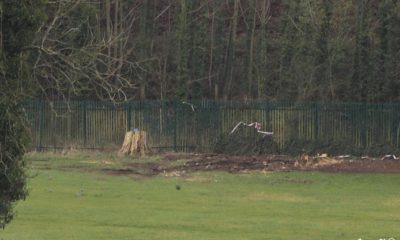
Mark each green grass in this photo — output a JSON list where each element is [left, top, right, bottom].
[[1, 152, 400, 240]]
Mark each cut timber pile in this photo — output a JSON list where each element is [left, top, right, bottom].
[[119, 131, 149, 156], [294, 153, 341, 168]]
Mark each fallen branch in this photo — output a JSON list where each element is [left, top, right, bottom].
[[182, 101, 196, 111], [230, 121, 273, 136]]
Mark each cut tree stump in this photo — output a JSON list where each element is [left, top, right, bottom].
[[119, 131, 149, 156]]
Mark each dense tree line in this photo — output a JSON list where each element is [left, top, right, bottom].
[[34, 0, 399, 102]]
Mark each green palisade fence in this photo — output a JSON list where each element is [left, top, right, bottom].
[[23, 100, 400, 154]]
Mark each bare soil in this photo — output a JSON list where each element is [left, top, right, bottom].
[[102, 153, 400, 176], [170, 154, 400, 173]]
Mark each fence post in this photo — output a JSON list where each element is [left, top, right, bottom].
[[396, 103, 400, 148], [173, 98, 178, 152], [82, 101, 87, 147], [360, 103, 367, 149], [38, 100, 45, 151], [314, 103, 319, 141], [392, 103, 399, 148]]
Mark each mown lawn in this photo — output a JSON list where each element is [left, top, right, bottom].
[[1, 153, 400, 240]]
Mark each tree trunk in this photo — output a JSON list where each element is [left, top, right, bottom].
[[257, 0, 270, 99], [176, 0, 190, 98], [223, 0, 239, 99], [247, 2, 257, 98], [119, 131, 149, 157]]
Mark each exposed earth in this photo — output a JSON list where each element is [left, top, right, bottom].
[[102, 153, 400, 177]]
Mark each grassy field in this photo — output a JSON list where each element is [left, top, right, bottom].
[[1, 152, 400, 240]]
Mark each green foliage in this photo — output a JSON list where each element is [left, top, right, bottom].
[[64, 3, 98, 48], [0, 1, 46, 58], [0, 102, 30, 228], [0, 0, 46, 95], [0, 0, 46, 228], [282, 138, 364, 156], [215, 132, 400, 157], [214, 130, 280, 155]]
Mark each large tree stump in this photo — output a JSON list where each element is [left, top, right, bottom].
[[119, 130, 149, 156]]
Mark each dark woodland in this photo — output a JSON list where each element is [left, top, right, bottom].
[[26, 0, 400, 102]]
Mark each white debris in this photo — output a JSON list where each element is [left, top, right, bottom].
[[182, 101, 195, 111], [381, 154, 399, 160], [230, 121, 273, 136]]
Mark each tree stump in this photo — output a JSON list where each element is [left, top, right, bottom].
[[119, 131, 149, 156]]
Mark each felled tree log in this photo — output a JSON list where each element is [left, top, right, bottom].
[[119, 131, 149, 156]]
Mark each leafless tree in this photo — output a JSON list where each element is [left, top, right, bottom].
[[32, 0, 140, 103]]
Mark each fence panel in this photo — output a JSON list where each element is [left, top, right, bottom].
[[24, 100, 400, 153]]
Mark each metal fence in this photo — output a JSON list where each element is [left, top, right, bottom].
[[24, 100, 400, 153]]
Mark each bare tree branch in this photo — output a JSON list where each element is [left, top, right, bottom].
[[32, 0, 144, 103]]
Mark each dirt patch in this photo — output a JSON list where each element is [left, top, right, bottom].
[[162, 152, 192, 161], [173, 154, 295, 172], [102, 168, 137, 176], [316, 159, 400, 173], [101, 162, 163, 176], [100, 153, 400, 177]]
